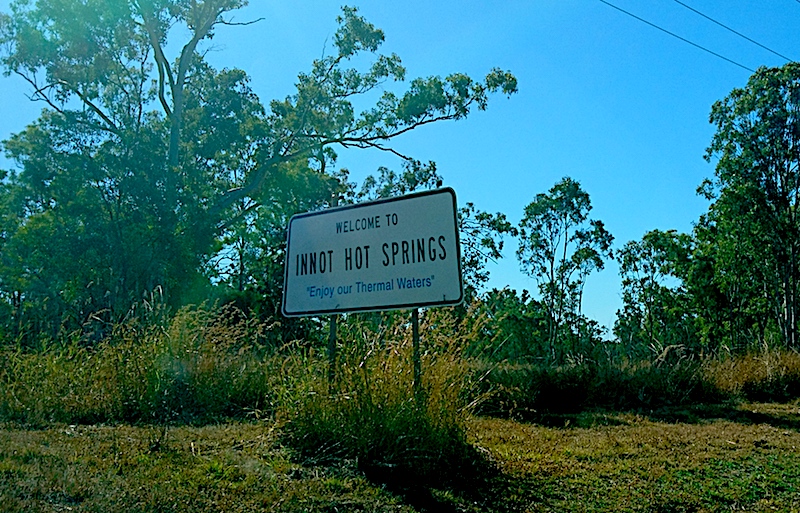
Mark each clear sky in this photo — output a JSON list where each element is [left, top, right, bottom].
[[1, 1, 799, 332]]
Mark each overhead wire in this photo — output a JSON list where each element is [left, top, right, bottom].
[[672, 0, 793, 62], [598, 0, 756, 73]]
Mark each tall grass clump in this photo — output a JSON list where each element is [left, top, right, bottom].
[[705, 345, 800, 402], [473, 348, 725, 418], [589, 354, 723, 408], [282, 308, 487, 491], [0, 302, 283, 425]]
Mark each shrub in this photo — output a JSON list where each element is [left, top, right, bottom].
[[472, 353, 725, 419], [282, 309, 487, 491]]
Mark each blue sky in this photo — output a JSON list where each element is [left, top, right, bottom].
[[1, 1, 799, 331]]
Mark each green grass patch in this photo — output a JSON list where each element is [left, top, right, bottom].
[[470, 403, 800, 512], [2, 404, 800, 512], [0, 422, 415, 513]]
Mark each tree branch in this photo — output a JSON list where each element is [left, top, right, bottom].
[[218, 17, 264, 27], [134, 1, 175, 118], [15, 71, 120, 136], [56, 80, 121, 135]]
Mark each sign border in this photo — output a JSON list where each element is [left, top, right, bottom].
[[281, 187, 463, 317]]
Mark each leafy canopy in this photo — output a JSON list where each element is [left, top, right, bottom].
[[0, 2, 517, 340]]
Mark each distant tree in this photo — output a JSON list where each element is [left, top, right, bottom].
[[516, 177, 613, 359], [354, 159, 442, 203], [468, 288, 549, 360], [685, 196, 775, 352], [703, 62, 800, 349], [614, 229, 696, 357], [0, 2, 516, 341]]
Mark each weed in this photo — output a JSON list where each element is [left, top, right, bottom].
[[0, 304, 282, 425]]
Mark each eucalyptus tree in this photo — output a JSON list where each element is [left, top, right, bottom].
[[704, 62, 800, 349], [614, 229, 695, 357], [516, 177, 613, 359], [0, 1, 516, 338]]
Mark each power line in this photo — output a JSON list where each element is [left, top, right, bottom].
[[673, 0, 793, 62], [598, 0, 755, 73]]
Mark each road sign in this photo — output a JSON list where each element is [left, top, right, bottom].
[[282, 188, 463, 316]]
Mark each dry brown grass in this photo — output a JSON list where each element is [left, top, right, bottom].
[[705, 349, 800, 402]]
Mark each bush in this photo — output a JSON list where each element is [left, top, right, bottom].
[[282, 310, 487, 491], [473, 354, 725, 419]]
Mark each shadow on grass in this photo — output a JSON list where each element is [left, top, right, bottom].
[[359, 448, 548, 513], [643, 402, 800, 431], [502, 402, 800, 431]]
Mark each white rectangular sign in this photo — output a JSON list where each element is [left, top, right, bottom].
[[282, 188, 463, 316]]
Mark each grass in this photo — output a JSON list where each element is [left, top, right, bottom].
[[0, 421, 415, 513], [2, 402, 800, 512], [469, 402, 800, 512], [706, 349, 800, 402], [0, 305, 285, 425], [472, 356, 722, 419], [3, 303, 800, 510], [284, 309, 488, 497], [473, 347, 800, 419]]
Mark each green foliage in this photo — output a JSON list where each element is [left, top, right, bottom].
[[703, 62, 800, 350], [516, 177, 613, 360], [466, 288, 549, 361], [0, 2, 517, 342], [614, 229, 698, 357], [459, 202, 517, 291], [354, 160, 517, 292], [608, 64, 800, 356]]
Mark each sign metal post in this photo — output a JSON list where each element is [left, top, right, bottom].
[[412, 308, 421, 401]]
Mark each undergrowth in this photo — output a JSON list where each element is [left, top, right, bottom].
[[705, 346, 800, 402], [475, 346, 800, 419], [283, 309, 486, 492], [3, 303, 800, 511], [3, 302, 800, 461], [0, 304, 283, 425]]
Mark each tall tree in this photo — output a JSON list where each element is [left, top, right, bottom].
[[0, 2, 517, 339], [614, 229, 695, 357], [704, 62, 800, 349], [516, 177, 613, 359]]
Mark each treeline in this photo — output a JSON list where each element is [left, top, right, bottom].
[[1, 1, 800, 364], [476, 62, 800, 361]]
